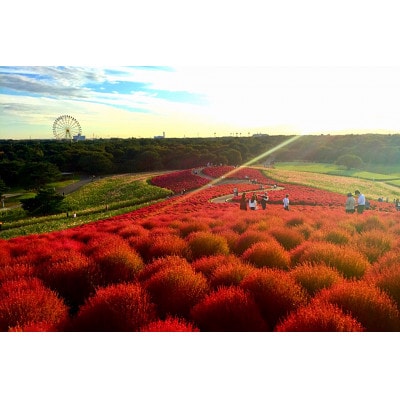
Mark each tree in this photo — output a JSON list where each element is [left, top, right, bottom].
[[19, 162, 62, 190], [0, 178, 8, 198], [335, 154, 364, 169], [20, 187, 65, 216]]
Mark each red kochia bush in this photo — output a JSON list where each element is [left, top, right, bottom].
[[70, 283, 157, 332], [190, 286, 268, 332], [0, 264, 34, 283], [356, 229, 393, 263], [209, 261, 256, 289], [187, 232, 230, 260], [89, 243, 144, 286], [192, 254, 241, 278], [146, 234, 189, 260], [144, 264, 209, 318], [36, 251, 94, 312], [365, 263, 400, 310], [233, 231, 272, 255], [242, 241, 291, 270], [289, 262, 344, 296], [137, 256, 192, 282], [0, 277, 69, 332], [293, 242, 371, 279], [240, 269, 308, 329], [140, 316, 200, 332], [315, 281, 400, 332], [275, 300, 365, 332], [269, 227, 304, 250], [0, 241, 12, 267]]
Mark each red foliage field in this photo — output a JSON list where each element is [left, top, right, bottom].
[[1, 166, 400, 331]]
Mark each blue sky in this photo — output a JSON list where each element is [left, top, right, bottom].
[[2, 66, 400, 139]]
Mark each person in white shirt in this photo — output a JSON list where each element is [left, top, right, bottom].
[[249, 193, 257, 210], [355, 190, 366, 214], [283, 194, 290, 211]]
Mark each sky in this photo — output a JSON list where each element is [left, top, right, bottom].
[[2, 65, 400, 140], [2, 1, 400, 141]]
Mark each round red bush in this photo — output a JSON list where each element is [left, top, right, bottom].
[[234, 230, 271, 255], [209, 261, 256, 289], [89, 244, 144, 286], [190, 286, 268, 331], [188, 232, 230, 260], [36, 251, 94, 313], [242, 241, 291, 270], [146, 234, 189, 260], [140, 316, 200, 332], [240, 269, 309, 329], [275, 300, 365, 332], [0, 277, 69, 332], [315, 281, 400, 332], [138, 256, 192, 282], [144, 264, 209, 318], [289, 262, 344, 296], [294, 242, 371, 279], [70, 283, 157, 331], [269, 227, 304, 250]]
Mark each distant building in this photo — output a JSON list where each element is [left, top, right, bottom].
[[154, 132, 166, 139], [73, 133, 86, 141]]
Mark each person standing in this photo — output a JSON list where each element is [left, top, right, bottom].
[[249, 193, 257, 210], [345, 192, 356, 213], [283, 194, 290, 211], [355, 190, 366, 214], [260, 192, 269, 210], [239, 193, 247, 210]]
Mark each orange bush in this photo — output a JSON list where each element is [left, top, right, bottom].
[[69, 283, 156, 331], [0, 277, 69, 331], [209, 261, 256, 289], [323, 229, 352, 245], [242, 241, 291, 270], [315, 281, 400, 331], [356, 229, 393, 263], [187, 231, 230, 260], [289, 262, 344, 296], [366, 263, 400, 309], [294, 242, 371, 279], [146, 234, 189, 260], [269, 227, 304, 250], [190, 286, 268, 331], [137, 255, 191, 282], [275, 300, 365, 332], [192, 254, 239, 278], [240, 269, 308, 329], [233, 230, 272, 255]]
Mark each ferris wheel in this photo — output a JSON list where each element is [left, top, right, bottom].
[[53, 115, 82, 140]]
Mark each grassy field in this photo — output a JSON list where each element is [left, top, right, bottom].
[[257, 163, 400, 200], [0, 175, 172, 239]]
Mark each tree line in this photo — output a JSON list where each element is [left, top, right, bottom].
[[1, 133, 399, 192]]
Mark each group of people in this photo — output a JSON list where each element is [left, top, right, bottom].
[[345, 190, 368, 214], [239, 192, 290, 211]]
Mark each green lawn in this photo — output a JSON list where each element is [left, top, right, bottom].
[[0, 174, 172, 239]]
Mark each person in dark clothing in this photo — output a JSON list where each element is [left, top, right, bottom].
[[239, 193, 247, 210]]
